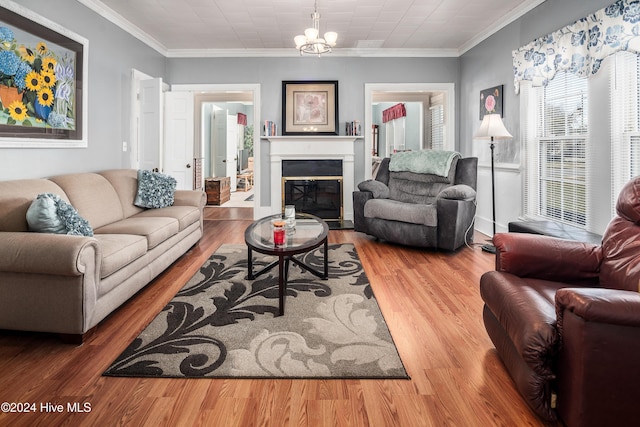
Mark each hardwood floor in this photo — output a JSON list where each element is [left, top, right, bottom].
[[0, 208, 559, 426]]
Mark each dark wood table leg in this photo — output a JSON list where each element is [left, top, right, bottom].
[[247, 247, 254, 279], [278, 255, 285, 316], [323, 237, 328, 279]]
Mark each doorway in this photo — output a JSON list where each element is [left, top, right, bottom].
[[364, 83, 455, 179], [173, 84, 260, 214]]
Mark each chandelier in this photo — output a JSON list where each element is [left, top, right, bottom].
[[294, 0, 337, 56]]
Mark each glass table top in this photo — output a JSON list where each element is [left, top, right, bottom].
[[244, 213, 328, 253]]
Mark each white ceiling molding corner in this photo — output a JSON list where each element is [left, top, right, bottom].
[[458, 0, 548, 55], [76, 0, 169, 56]]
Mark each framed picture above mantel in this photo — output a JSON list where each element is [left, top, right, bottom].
[[282, 80, 338, 135], [0, 0, 88, 148]]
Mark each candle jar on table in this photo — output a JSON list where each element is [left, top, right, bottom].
[[284, 204, 296, 233], [273, 220, 286, 247]]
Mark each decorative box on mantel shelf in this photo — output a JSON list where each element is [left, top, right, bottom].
[[205, 177, 230, 205]]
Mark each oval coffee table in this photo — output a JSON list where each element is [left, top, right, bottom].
[[244, 213, 329, 316]]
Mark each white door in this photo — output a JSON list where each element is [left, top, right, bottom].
[[226, 114, 238, 192], [164, 91, 194, 190], [139, 78, 163, 171], [212, 110, 227, 179], [211, 110, 238, 192]]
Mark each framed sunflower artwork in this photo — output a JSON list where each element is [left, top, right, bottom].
[[0, 0, 88, 147]]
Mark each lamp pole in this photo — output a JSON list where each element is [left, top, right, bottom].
[[489, 141, 497, 245], [474, 114, 511, 253], [481, 140, 497, 253]]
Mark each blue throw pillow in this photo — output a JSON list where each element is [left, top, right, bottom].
[[134, 170, 177, 209], [26, 193, 94, 237]]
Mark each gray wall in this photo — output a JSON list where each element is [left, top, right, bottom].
[[0, 0, 165, 180], [166, 57, 460, 204], [460, 0, 615, 236]]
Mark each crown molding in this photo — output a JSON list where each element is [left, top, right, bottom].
[[76, 0, 168, 56], [458, 0, 547, 55], [165, 47, 460, 58]]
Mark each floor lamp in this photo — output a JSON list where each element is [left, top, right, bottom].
[[474, 114, 512, 253]]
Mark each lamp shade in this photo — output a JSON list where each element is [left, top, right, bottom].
[[294, 35, 306, 48], [324, 31, 338, 46], [474, 114, 512, 140], [305, 27, 319, 40]]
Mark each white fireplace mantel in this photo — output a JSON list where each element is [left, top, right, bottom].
[[265, 136, 358, 221]]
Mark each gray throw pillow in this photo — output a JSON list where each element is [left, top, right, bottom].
[[26, 193, 94, 236], [438, 184, 476, 200], [358, 179, 390, 199], [134, 170, 177, 209]]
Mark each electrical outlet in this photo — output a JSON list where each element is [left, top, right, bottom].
[[122, 141, 127, 152]]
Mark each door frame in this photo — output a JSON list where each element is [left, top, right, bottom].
[[130, 69, 154, 169], [364, 83, 455, 178], [171, 83, 261, 216]]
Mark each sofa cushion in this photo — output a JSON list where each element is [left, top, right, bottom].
[[26, 193, 93, 236], [50, 173, 124, 229], [615, 175, 640, 224], [358, 179, 389, 199], [94, 217, 179, 249], [98, 169, 145, 219], [134, 170, 176, 209], [600, 216, 640, 292], [387, 156, 459, 204], [93, 234, 147, 278], [133, 206, 201, 231], [438, 184, 476, 200], [364, 198, 437, 227], [0, 179, 69, 232], [480, 272, 566, 375]]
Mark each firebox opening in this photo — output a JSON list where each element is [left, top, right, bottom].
[[282, 177, 343, 221], [281, 159, 344, 222]]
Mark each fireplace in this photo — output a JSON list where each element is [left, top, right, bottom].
[[266, 136, 358, 225], [282, 160, 343, 221]]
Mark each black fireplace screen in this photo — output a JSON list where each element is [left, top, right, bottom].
[[282, 177, 342, 220], [282, 160, 344, 221]]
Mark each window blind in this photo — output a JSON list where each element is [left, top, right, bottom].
[[611, 51, 640, 216], [430, 104, 444, 150], [528, 71, 589, 227]]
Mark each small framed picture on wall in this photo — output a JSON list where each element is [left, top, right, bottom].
[[479, 85, 503, 119]]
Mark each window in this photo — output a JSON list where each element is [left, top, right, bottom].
[[524, 71, 589, 227], [430, 104, 444, 150], [385, 117, 405, 155], [611, 51, 640, 215]]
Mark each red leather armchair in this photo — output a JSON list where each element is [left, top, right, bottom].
[[480, 177, 640, 427]]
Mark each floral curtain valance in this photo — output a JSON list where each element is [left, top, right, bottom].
[[512, 0, 640, 94], [382, 103, 406, 123], [237, 112, 247, 126]]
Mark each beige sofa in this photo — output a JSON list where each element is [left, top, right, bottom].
[[0, 169, 206, 343]]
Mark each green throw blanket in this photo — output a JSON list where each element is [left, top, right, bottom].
[[389, 150, 460, 177]]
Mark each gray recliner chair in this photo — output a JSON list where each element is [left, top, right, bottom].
[[353, 152, 478, 250]]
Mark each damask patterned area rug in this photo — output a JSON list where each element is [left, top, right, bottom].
[[103, 244, 409, 379]]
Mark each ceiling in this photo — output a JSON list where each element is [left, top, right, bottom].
[[79, 0, 546, 57]]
